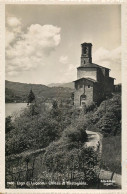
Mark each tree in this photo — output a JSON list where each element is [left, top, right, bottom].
[[50, 100, 61, 118], [27, 89, 35, 104], [52, 100, 58, 109], [5, 116, 14, 133]]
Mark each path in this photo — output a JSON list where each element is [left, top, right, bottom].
[[6, 147, 46, 161]]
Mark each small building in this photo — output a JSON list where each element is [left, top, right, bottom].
[[114, 84, 121, 93], [74, 43, 115, 107]]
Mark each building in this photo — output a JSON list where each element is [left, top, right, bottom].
[[74, 43, 115, 107], [114, 84, 121, 93]]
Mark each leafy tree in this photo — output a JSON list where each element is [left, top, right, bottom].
[[5, 102, 62, 155], [27, 89, 35, 104], [50, 100, 61, 119], [52, 100, 58, 109], [5, 116, 14, 133]]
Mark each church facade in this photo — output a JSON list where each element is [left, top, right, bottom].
[[74, 43, 114, 107]]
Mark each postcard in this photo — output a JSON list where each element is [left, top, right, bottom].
[[0, 0, 127, 193]]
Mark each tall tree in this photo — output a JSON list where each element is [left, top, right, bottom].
[[27, 89, 35, 104], [5, 116, 14, 133]]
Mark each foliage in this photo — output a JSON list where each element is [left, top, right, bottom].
[[6, 91, 121, 186], [96, 94, 121, 136], [5, 116, 14, 133], [52, 100, 58, 109], [27, 89, 35, 104], [50, 100, 60, 118], [101, 136, 121, 174], [6, 93, 121, 155], [5, 99, 76, 155], [85, 94, 121, 137], [83, 102, 97, 113], [43, 142, 98, 184], [6, 105, 61, 155], [63, 119, 88, 144]]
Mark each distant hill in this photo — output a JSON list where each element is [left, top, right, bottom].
[[5, 80, 74, 103], [48, 82, 74, 89]]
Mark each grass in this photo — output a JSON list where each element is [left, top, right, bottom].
[[101, 135, 121, 174]]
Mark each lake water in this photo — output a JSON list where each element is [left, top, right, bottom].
[[5, 103, 27, 118]]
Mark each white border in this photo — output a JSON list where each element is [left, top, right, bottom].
[[0, 1, 5, 191], [122, 2, 127, 192], [0, 0, 127, 193]]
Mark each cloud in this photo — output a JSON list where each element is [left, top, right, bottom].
[[6, 18, 61, 75], [7, 17, 21, 27], [93, 47, 121, 69], [6, 31, 15, 47], [93, 46, 121, 83], [58, 55, 77, 82], [59, 56, 68, 64], [6, 17, 22, 47], [59, 55, 77, 82]]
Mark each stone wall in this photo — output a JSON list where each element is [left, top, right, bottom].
[[104, 77, 114, 94], [100, 67, 109, 77], [74, 87, 84, 107], [97, 68, 110, 82], [93, 83, 105, 103], [85, 85, 93, 104], [74, 83, 93, 107], [97, 68, 105, 82], [77, 68, 97, 80]]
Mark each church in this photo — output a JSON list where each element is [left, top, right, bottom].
[[74, 43, 115, 107]]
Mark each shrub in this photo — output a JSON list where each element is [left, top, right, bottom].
[[5, 116, 14, 133], [85, 102, 97, 113], [101, 136, 121, 174], [43, 143, 98, 184], [63, 119, 88, 144]]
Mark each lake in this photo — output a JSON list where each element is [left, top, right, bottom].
[[5, 103, 27, 118]]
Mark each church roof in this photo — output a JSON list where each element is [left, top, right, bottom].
[[73, 77, 97, 83], [77, 63, 110, 70]]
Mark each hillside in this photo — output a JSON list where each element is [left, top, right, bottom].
[[48, 82, 74, 89], [5, 80, 74, 103], [5, 92, 121, 189]]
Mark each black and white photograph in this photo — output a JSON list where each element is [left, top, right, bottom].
[[5, 3, 122, 190]]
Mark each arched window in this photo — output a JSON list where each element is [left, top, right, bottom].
[[80, 94, 86, 105]]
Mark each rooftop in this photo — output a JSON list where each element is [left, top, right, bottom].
[[77, 63, 110, 70], [73, 77, 97, 83]]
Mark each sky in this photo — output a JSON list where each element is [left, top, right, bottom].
[[5, 4, 121, 85]]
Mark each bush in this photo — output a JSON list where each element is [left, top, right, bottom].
[[6, 99, 77, 155], [6, 102, 63, 155], [85, 94, 121, 136], [101, 136, 121, 174], [5, 116, 14, 133], [63, 115, 88, 144], [43, 143, 98, 184], [84, 102, 97, 113], [63, 126, 86, 143]]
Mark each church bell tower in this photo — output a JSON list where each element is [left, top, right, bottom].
[[81, 43, 92, 66]]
